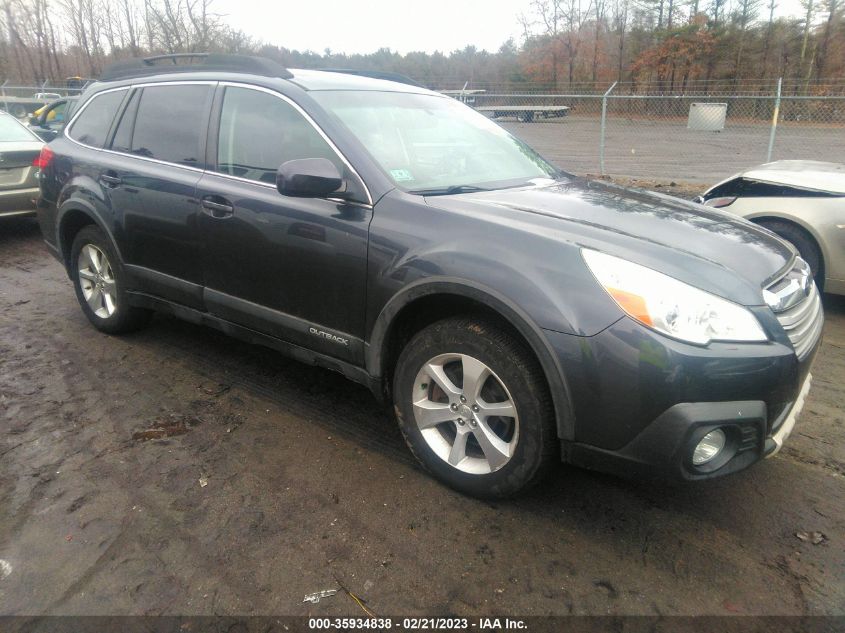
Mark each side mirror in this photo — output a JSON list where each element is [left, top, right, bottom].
[[276, 158, 346, 198]]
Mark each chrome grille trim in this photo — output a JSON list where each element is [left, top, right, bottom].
[[773, 281, 824, 360]]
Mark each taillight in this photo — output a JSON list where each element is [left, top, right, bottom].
[[703, 196, 737, 208], [33, 146, 55, 169]]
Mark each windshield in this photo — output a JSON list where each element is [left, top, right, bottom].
[[311, 91, 559, 193], [0, 115, 39, 143]]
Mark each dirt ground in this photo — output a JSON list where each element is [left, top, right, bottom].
[[1, 216, 844, 617]]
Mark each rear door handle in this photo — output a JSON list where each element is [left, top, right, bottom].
[[100, 172, 121, 187], [201, 196, 235, 219]]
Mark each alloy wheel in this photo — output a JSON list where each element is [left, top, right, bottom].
[[412, 353, 519, 475], [77, 244, 117, 319]]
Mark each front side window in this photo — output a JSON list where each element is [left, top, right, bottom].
[[68, 90, 126, 148], [129, 84, 211, 166], [312, 90, 559, 193], [215, 86, 341, 184]]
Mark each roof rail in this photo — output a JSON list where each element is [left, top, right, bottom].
[[99, 53, 293, 82], [319, 68, 424, 88]]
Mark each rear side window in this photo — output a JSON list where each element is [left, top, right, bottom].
[[214, 86, 341, 184], [68, 90, 126, 148], [0, 113, 40, 142], [128, 85, 212, 166]]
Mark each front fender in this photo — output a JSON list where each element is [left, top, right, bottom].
[[366, 277, 580, 440]]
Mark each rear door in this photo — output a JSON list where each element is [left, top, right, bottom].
[[101, 82, 214, 309], [196, 84, 372, 363]]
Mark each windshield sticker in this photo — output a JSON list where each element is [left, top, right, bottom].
[[390, 169, 415, 182]]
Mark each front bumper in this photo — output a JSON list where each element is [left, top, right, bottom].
[[765, 372, 812, 457], [563, 373, 812, 480], [548, 315, 820, 480]]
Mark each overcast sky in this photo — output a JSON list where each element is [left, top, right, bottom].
[[213, 0, 809, 56]]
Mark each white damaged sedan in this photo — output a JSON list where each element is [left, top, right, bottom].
[[696, 160, 845, 296]]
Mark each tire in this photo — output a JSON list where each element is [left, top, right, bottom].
[[757, 220, 824, 288], [70, 225, 152, 334], [392, 317, 557, 498]]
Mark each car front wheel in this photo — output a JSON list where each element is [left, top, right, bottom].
[[393, 317, 556, 498]]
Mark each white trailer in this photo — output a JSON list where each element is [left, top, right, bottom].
[[475, 105, 570, 123]]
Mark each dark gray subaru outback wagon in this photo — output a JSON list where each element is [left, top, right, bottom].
[[37, 54, 823, 497]]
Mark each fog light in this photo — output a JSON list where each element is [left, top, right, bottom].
[[693, 429, 726, 465]]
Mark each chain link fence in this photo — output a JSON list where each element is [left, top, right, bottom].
[[464, 80, 845, 187], [0, 81, 85, 118], [3, 78, 842, 191]]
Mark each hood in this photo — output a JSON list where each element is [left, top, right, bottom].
[[740, 160, 845, 195], [423, 178, 795, 307], [706, 160, 845, 195]]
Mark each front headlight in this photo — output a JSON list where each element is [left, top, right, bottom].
[[582, 249, 768, 345]]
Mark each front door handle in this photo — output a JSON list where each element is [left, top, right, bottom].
[[100, 172, 121, 187], [201, 196, 234, 219]]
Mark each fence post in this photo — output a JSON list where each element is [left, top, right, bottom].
[[766, 77, 782, 163], [600, 81, 618, 176]]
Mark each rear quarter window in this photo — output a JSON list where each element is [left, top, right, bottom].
[[128, 84, 212, 166], [68, 90, 126, 148]]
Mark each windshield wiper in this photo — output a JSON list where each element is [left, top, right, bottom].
[[408, 184, 491, 196]]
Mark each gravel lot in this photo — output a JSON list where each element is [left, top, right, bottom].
[[1, 217, 844, 617], [502, 116, 845, 185]]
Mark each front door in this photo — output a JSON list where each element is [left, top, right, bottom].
[[197, 84, 372, 363]]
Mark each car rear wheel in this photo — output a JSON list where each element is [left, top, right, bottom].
[[757, 220, 824, 288], [70, 226, 152, 334], [392, 317, 556, 498]]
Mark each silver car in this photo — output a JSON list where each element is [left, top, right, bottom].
[[0, 111, 44, 219], [697, 161, 845, 296]]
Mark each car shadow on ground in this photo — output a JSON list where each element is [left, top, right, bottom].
[[0, 217, 40, 242]]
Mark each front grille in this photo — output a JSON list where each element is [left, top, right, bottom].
[[768, 268, 824, 361]]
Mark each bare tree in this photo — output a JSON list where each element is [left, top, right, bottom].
[[733, 0, 761, 82], [562, 0, 593, 85], [760, 0, 777, 74], [815, 0, 840, 78], [612, 0, 629, 81], [592, 0, 607, 81], [799, 0, 815, 77], [528, 0, 564, 86]]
